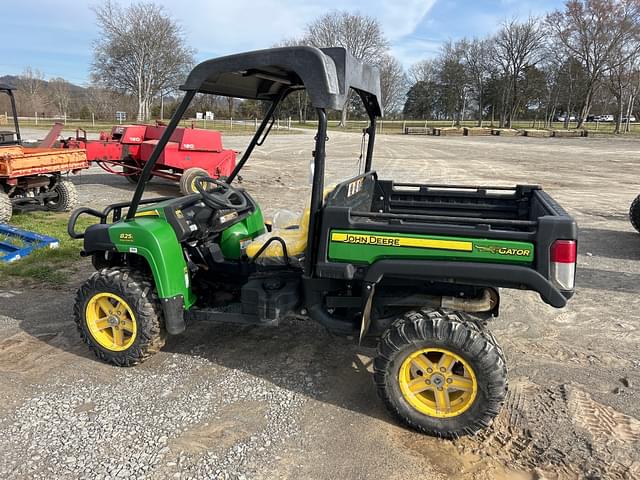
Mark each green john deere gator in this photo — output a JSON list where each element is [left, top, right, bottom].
[[69, 47, 578, 438]]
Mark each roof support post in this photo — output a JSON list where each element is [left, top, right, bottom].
[[227, 90, 286, 183], [364, 116, 376, 172], [127, 90, 195, 219], [304, 108, 327, 277]]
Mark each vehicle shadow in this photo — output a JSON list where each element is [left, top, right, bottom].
[[8, 281, 393, 426], [579, 227, 640, 260], [160, 317, 394, 423], [576, 266, 640, 294], [70, 172, 179, 197]]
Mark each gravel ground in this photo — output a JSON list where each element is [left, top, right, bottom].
[[1, 129, 639, 479], [1, 352, 307, 480]]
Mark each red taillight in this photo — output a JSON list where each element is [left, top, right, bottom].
[[550, 240, 576, 290], [551, 240, 576, 263]]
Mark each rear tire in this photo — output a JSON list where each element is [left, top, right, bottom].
[[74, 267, 166, 366], [180, 167, 209, 195], [0, 190, 11, 223], [374, 309, 507, 438], [630, 194, 640, 233], [46, 179, 77, 212]]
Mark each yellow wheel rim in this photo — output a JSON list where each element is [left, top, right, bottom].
[[190, 177, 199, 193], [399, 347, 477, 418], [85, 292, 137, 352]]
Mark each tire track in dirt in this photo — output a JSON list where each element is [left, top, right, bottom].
[[570, 389, 640, 442], [454, 380, 640, 479]]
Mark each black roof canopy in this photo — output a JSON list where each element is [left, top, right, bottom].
[[181, 46, 382, 116], [0, 82, 15, 91]]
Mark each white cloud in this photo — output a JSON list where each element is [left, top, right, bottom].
[[391, 38, 442, 68], [3, 0, 438, 80], [376, 0, 437, 40], [152, 0, 436, 60]]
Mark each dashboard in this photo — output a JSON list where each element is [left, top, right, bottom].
[[153, 193, 255, 243]]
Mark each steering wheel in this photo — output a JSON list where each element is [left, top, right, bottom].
[[194, 176, 248, 210]]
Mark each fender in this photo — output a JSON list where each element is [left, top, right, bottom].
[[83, 219, 195, 308], [108, 218, 195, 307]]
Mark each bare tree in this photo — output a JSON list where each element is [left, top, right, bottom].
[[48, 77, 72, 117], [85, 85, 136, 121], [17, 67, 47, 116], [91, 0, 195, 121], [303, 11, 389, 125], [437, 41, 469, 125], [461, 38, 495, 126], [408, 59, 439, 84], [547, 0, 640, 127], [494, 18, 546, 127], [606, 40, 640, 132], [378, 54, 406, 115], [626, 67, 640, 131]]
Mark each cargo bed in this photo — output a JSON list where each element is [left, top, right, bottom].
[[0, 146, 88, 178], [316, 173, 578, 308]]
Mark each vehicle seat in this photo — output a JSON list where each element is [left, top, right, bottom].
[[244, 209, 310, 267], [244, 186, 335, 267]]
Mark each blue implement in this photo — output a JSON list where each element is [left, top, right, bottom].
[[0, 224, 59, 263]]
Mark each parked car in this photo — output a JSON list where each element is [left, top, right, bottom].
[[555, 114, 576, 122], [622, 115, 636, 122], [599, 114, 614, 122]]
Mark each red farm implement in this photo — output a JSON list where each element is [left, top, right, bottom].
[[64, 124, 236, 195]]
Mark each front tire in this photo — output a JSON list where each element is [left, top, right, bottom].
[[74, 267, 166, 366], [630, 194, 640, 233], [46, 179, 77, 212], [374, 309, 507, 438], [0, 190, 11, 223]]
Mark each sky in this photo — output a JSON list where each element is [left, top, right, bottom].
[[0, 0, 565, 85]]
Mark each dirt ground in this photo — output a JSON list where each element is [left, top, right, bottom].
[[1, 129, 639, 479]]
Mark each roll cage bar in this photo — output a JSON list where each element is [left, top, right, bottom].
[[0, 83, 22, 145], [126, 46, 383, 277]]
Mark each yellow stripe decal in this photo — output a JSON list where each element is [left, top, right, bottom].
[[331, 232, 473, 252], [135, 210, 159, 218]]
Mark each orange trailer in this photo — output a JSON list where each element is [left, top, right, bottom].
[[0, 83, 89, 223]]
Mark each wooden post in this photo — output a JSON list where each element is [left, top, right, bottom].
[[92, 112, 95, 127], [35, 112, 38, 126], [230, 117, 233, 130]]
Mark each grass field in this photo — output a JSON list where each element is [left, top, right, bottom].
[[12, 118, 302, 136], [0, 212, 93, 285]]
